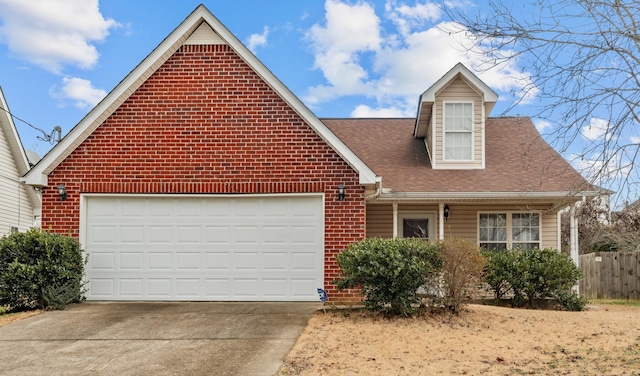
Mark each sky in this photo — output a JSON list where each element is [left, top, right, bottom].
[[0, 0, 637, 205]]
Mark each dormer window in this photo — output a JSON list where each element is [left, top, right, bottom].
[[443, 102, 473, 161]]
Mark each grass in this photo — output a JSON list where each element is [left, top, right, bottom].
[[589, 299, 640, 307]]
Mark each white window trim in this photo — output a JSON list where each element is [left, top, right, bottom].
[[442, 100, 474, 162], [477, 211, 542, 249], [397, 211, 436, 240]]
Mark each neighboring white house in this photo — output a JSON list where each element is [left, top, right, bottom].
[[0, 87, 41, 235]]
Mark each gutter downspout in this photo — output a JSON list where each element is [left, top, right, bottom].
[[364, 177, 382, 200]]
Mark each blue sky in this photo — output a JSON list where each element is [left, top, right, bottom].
[[0, 0, 637, 204]]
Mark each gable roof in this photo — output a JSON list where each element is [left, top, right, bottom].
[[0, 87, 32, 176], [324, 117, 600, 202], [0, 87, 40, 212], [24, 5, 378, 187], [414, 62, 498, 138]]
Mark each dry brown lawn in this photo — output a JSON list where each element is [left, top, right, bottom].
[[279, 303, 640, 375]]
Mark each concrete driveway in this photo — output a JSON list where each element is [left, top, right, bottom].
[[0, 302, 320, 376]]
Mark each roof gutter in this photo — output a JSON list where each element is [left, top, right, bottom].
[[372, 190, 602, 202]]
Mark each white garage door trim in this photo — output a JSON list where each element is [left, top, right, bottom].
[[80, 193, 324, 301]]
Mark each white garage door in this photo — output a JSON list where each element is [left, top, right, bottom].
[[83, 195, 324, 301]]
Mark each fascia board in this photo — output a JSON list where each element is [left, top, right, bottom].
[[420, 62, 498, 103]]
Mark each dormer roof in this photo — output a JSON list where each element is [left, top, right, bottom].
[[414, 62, 498, 138]]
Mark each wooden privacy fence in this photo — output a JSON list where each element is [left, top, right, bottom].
[[579, 251, 640, 300]]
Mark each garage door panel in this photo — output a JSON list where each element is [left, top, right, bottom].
[[91, 253, 115, 270], [148, 252, 172, 270], [204, 252, 230, 270], [176, 252, 201, 270], [90, 279, 115, 296], [148, 226, 173, 243], [233, 225, 259, 243], [121, 201, 145, 217], [203, 200, 232, 217], [120, 279, 144, 296], [204, 225, 231, 243], [176, 226, 201, 243], [120, 252, 143, 270], [149, 200, 173, 217], [90, 225, 117, 244], [120, 226, 144, 243]]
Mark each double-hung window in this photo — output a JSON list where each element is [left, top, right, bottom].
[[479, 212, 540, 250], [444, 102, 473, 161]]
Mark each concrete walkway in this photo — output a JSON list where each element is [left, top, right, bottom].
[[0, 302, 320, 376]]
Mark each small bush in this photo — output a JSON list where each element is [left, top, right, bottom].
[[0, 229, 86, 311], [484, 248, 583, 308], [435, 238, 486, 313], [554, 290, 589, 311], [482, 249, 516, 300], [335, 237, 441, 316]]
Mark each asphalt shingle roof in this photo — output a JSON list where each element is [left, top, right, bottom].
[[322, 117, 593, 194]]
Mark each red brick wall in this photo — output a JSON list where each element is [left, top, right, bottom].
[[43, 44, 364, 301]]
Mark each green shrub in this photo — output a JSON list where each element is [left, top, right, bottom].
[[554, 290, 589, 311], [335, 237, 441, 316], [0, 229, 86, 311], [483, 249, 516, 300], [484, 248, 582, 308], [435, 238, 486, 313]]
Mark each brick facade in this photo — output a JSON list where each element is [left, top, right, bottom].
[[43, 44, 365, 301]]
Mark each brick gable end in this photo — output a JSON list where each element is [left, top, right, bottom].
[[44, 44, 363, 301]]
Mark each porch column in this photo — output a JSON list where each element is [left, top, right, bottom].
[[392, 203, 398, 238], [569, 202, 580, 293], [438, 203, 445, 240]]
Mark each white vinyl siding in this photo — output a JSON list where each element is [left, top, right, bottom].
[[0, 125, 34, 235], [432, 77, 485, 169]]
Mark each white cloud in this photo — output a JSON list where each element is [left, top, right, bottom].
[[304, 0, 382, 104], [534, 119, 553, 133], [385, 0, 442, 36], [581, 117, 611, 141], [631, 136, 640, 144], [246, 26, 269, 53], [572, 152, 631, 183], [304, 0, 537, 115], [56, 77, 106, 108], [0, 0, 118, 73], [351, 104, 411, 117]]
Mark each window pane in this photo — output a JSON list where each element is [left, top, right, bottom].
[[511, 213, 540, 248], [480, 242, 507, 251], [479, 213, 507, 242], [513, 243, 538, 250], [444, 103, 472, 131], [403, 219, 429, 239], [445, 133, 471, 160]]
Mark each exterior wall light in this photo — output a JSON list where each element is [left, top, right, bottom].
[[338, 183, 345, 201], [444, 204, 450, 220], [57, 184, 67, 202]]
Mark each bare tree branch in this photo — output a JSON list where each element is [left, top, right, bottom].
[[444, 0, 640, 205]]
